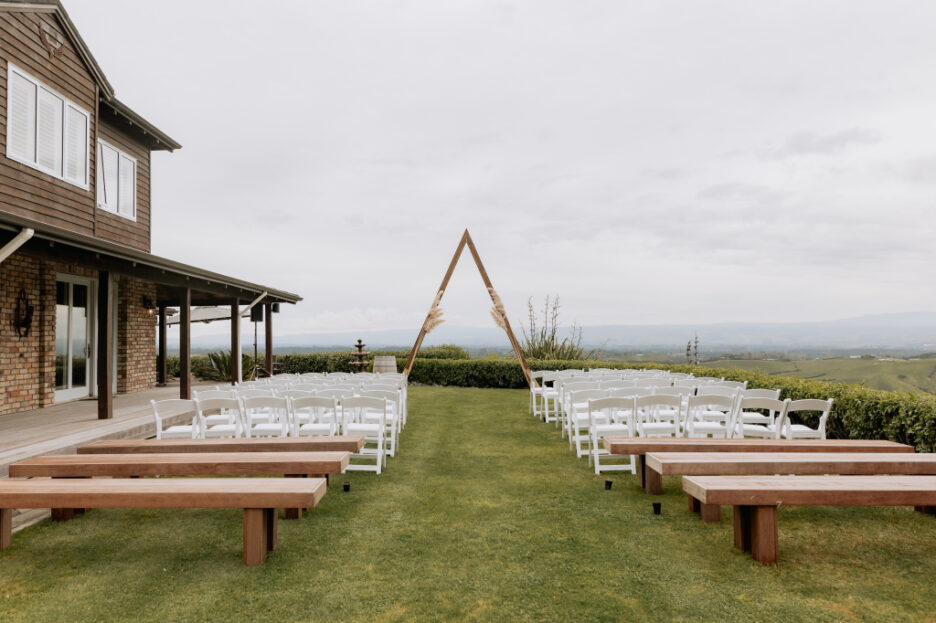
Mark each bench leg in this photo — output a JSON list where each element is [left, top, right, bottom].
[[644, 467, 663, 495], [914, 506, 936, 515], [637, 455, 647, 490], [51, 508, 75, 522], [700, 502, 722, 523], [0, 508, 11, 550], [243, 508, 268, 566], [733, 506, 753, 552], [689, 495, 701, 514], [735, 505, 779, 564], [265, 508, 278, 552], [750, 506, 778, 564]]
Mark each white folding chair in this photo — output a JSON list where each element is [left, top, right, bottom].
[[588, 397, 637, 474], [777, 398, 834, 439], [195, 397, 244, 438], [242, 396, 290, 437], [343, 396, 388, 474], [151, 399, 198, 439], [737, 397, 789, 438], [360, 389, 401, 457], [635, 394, 683, 438], [290, 395, 339, 436], [684, 394, 737, 438], [567, 389, 609, 455]]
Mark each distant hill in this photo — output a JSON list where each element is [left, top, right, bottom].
[[183, 311, 936, 352]]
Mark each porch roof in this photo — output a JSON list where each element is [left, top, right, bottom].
[[0, 212, 302, 307]]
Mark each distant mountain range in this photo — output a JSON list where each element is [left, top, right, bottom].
[[180, 312, 936, 352]]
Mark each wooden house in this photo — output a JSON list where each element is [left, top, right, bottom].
[[0, 0, 300, 419]]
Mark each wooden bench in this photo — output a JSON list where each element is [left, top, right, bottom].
[[682, 475, 936, 564], [9, 452, 349, 520], [602, 438, 913, 494], [649, 452, 936, 522], [78, 436, 365, 455], [0, 477, 327, 565]]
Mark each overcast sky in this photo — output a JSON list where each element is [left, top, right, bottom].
[[66, 0, 936, 339]]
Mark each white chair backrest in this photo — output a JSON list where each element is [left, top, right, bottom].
[[195, 397, 240, 412], [697, 386, 738, 397], [780, 398, 834, 434], [276, 389, 315, 399], [742, 388, 781, 400], [341, 396, 388, 425], [363, 384, 400, 393], [638, 379, 671, 388], [715, 380, 747, 389], [610, 386, 653, 398], [236, 388, 274, 399], [193, 389, 233, 400], [152, 398, 195, 419], [317, 388, 354, 399], [738, 396, 788, 415], [243, 395, 289, 410], [588, 397, 636, 429]]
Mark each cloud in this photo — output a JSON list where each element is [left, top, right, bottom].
[[760, 128, 882, 159]]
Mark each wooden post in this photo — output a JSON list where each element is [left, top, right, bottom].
[[157, 305, 167, 387], [231, 299, 241, 385], [464, 231, 535, 388], [97, 271, 113, 420], [179, 289, 191, 400], [264, 302, 273, 376]]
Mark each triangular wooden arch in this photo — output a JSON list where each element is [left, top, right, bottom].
[[403, 230, 535, 387]]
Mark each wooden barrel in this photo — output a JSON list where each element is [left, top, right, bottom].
[[373, 355, 397, 374]]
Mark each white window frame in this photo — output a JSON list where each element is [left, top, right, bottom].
[[5, 63, 90, 190], [96, 139, 137, 221]]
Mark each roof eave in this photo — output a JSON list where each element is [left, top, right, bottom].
[[0, 212, 302, 304]]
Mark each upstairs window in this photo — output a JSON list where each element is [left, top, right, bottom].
[[6, 64, 89, 188], [96, 140, 136, 220]]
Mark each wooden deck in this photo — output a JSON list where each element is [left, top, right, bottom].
[[0, 382, 212, 530]]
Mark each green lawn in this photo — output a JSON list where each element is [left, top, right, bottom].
[[708, 358, 936, 394], [2, 387, 936, 621]]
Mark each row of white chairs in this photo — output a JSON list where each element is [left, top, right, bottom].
[[152, 394, 398, 474], [530, 369, 833, 475]]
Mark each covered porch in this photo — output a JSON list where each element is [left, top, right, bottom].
[[0, 380, 216, 478]]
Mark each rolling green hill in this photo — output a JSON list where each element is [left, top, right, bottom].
[[707, 358, 936, 394]]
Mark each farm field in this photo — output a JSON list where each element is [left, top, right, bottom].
[[707, 358, 936, 395], [2, 387, 935, 621]]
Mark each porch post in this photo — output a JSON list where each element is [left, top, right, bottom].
[[179, 288, 191, 399], [96, 271, 113, 420], [231, 298, 241, 385], [264, 302, 273, 375], [157, 305, 168, 387]]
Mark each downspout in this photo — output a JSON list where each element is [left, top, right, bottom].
[[0, 228, 34, 264]]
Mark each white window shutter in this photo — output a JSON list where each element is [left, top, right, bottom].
[[98, 142, 119, 210], [118, 154, 135, 217], [37, 87, 63, 174], [8, 72, 37, 162], [64, 105, 87, 185]]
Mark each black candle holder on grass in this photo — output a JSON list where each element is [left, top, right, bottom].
[[652, 502, 662, 515]]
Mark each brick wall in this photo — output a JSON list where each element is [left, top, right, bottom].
[[0, 250, 157, 416], [116, 276, 156, 393], [0, 252, 54, 415]]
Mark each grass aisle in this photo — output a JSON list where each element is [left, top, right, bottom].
[[1, 386, 935, 621]]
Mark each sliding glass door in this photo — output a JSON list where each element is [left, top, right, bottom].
[[55, 275, 93, 402]]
